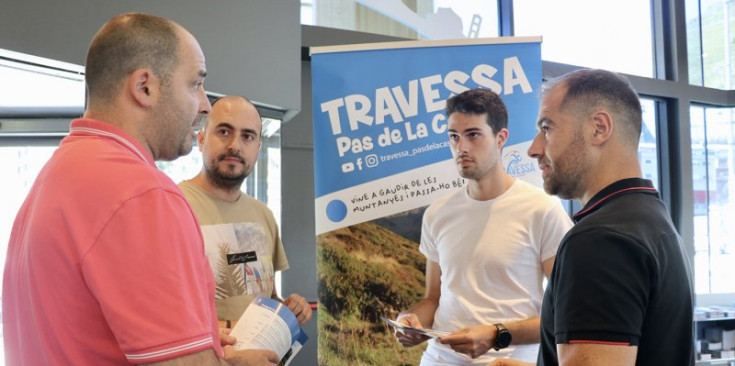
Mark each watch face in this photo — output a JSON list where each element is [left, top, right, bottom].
[[497, 330, 512, 348]]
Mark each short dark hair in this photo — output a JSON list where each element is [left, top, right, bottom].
[[545, 69, 642, 144], [85, 13, 180, 103], [445, 88, 508, 134]]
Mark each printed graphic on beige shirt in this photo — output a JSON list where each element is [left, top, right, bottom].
[[201, 222, 275, 300]]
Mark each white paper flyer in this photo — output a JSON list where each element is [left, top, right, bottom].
[[230, 295, 309, 366]]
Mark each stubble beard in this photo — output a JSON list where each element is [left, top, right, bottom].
[[456, 154, 497, 182], [543, 132, 588, 200], [152, 85, 200, 161]]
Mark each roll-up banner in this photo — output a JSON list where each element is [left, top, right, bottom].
[[311, 37, 542, 365]]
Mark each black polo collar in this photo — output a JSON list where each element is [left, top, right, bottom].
[[573, 178, 659, 223]]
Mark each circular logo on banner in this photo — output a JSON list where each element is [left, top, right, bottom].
[[326, 200, 347, 222]]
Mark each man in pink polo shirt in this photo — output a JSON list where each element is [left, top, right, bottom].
[[2, 12, 278, 366]]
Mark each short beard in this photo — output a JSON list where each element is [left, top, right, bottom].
[[543, 130, 588, 200], [545, 169, 585, 200], [207, 165, 247, 191], [205, 154, 250, 191]]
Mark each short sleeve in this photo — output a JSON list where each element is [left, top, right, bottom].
[[539, 202, 574, 261], [553, 230, 652, 346], [271, 219, 289, 272], [82, 189, 219, 364], [418, 207, 439, 262]]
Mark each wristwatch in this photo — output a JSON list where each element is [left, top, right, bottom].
[[493, 323, 512, 351]]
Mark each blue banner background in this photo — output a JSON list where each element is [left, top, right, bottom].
[[312, 40, 541, 198]]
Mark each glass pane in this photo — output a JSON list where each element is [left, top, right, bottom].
[[640, 99, 659, 188], [301, 0, 315, 25], [303, 0, 498, 40], [432, 0, 498, 38], [686, 0, 735, 89], [156, 150, 204, 187], [0, 145, 59, 365], [0, 49, 85, 113], [686, 0, 704, 86], [691, 105, 735, 294], [513, 0, 654, 77]]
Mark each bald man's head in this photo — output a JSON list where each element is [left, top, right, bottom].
[[206, 95, 262, 132]]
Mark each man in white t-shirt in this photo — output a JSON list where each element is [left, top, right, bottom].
[[393, 88, 573, 365]]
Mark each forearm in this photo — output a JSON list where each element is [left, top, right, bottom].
[[402, 297, 439, 328], [504, 316, 541, 345], [438, 316, 541, 358]]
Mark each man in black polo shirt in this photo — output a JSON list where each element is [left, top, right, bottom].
[[491, 69, 694, 366], [534, 68, 695, 365]]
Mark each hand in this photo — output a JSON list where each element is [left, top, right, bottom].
[[487, 359, 534, 366], [284, 293, 312, 325], [439, 325, 495, 359], [393, 313, 431, 347], [223, 347, 279, 366], [220, 327, 236, 346]]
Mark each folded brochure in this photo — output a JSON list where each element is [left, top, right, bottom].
[[230, 295, 309, 366], [381, 316, 450, 338]]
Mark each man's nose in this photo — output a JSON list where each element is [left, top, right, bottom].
[[454, 137, 469, 153], [527, 133, 543, 158], [200, 90, 212, 115]]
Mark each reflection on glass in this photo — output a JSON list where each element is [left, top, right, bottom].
[[301, 0, 498, 40], [686, 0, 735, 89], [432, 0, 498, 38], [513, 0, 653, 77], [690, 105, 735, 294]]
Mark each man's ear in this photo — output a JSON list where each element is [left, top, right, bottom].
[[128, 68, 157, 108], [589, 110, 613, 146], [196, 129, 205, 151], [496, 127, 509, 149]]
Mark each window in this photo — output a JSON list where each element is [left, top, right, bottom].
[[302, 0, 315, 25], [690, 105, 735, 294], [0, 49, 85, 114], [513, 0, 654, 77], [300, 0, 498, 39], [686, 0, 735, 88], [640, 99, 659, 188]]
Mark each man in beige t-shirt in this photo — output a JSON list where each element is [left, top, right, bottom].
[[180, 95, 312, 328]]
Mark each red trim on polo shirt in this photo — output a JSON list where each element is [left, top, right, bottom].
[[574, 186, 658, 219], [568, 340, 631, 346]]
